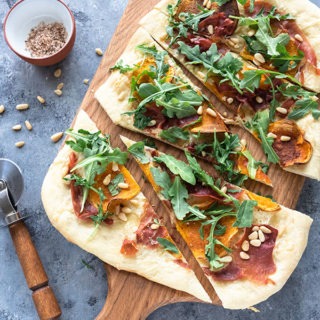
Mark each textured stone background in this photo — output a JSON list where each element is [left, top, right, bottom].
[[0, 0, 319, 319]]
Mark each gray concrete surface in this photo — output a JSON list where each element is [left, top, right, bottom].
[[0, 0, 319, 319]]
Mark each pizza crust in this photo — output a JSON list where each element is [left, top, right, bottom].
[[41, 109, 211, 303], [139, 8, 320, 180], [121, 135, 312, 309]]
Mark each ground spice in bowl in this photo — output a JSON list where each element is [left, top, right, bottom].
[[25, 22, 68, 57]]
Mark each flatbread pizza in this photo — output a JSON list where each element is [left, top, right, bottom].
[[41, 109, 211, 303], [139, 0, 320, 180], [95, 27, 272, 187], [121, 135, 313, 309]]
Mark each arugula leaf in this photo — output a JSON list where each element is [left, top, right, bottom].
[[154, 154, 196, 185], [187, 205, 207, 220], [157, 237, 179, 254], [271, 46, 304, 73], [159, 127, 190, 143], [233, 200, 257, 227], [288, 99, 319, 120], [133, 109, 152, 130], [150, 167, 172, 199], [128, 141, 150, 164], [241, 149, 268, 179], [110, 60, 133, 74], [278, 83, 316, 99], [210, 0, 230, 5], [108, 173, 125, 196], [168, 176, 190, 220]]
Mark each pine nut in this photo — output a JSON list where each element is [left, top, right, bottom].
[[51, 132, 64, 143], [227, 97, 234, 104], [248, 29, 256, 37], [103, 174, 111, 186], [240, 251, 250, 260], [115, 205, 121, 215], [280, 135, 291, 142], [118, 182, 129, 189], [112, 162, 119, 172], [250, 239, 262, 247], [57, 82, 64, 90], [260, 226, 272, 234], [37, 96, 45, 104], [203, 0, 208, 6], [256, 96, 263, 104], [16, 104, 29, 111], [201, 151, 207, 157], [207, 25, 214, 34], [0, 105, 4, 114], [54, 89, 63, 96], [197, 106, 203, 115], [130, 199, 139, 206], [254, 53, 265, 64], [258, 230, 265, 242], [253, 58, 261, 66], [252, 226, 259, 231], [151, 223, 160, 230], [206, 108, 217, 117], [221, 186, 228, 194], [222, 96, 227, 102], [294, 34, 303, 42], [54, 68, 62, 78], [148, 120, 157, 127], [240, 139, 247, 147], [25, 120, 32, 131], [231, 37, 239, 44], [220, 255, 233, 263], [248, 231, 258, 240], [267, 132, 277, 139], [118, 212, 127, 221], [276, 107, 288, 115], [83, 79, 90, 85], [15, 141, 25, 148], [122, 207, 132, 214], [241, 240, 250, 252], [206, 1, 212, 9], [95, 48, 103, 56], [12, 124, 22, 131]]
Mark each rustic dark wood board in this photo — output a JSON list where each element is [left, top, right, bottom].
[[71, 0, 306, 319]]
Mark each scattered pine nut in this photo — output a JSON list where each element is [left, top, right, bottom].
[[112, 162, 119, 172], [260, 226, 272, 234], [230, 37, 239, 44], [51, 132, 64, 143], [115, 205, 121, 216], [256, 96, 263, 104], [151, 223, 160, 230], [223, 112, 228, 117], [118, 182, 129, 189], [83, 79, 90, 85], [280, 135, 291, 142], [25, 120, 33, 131], [95, 48, 103, 56], [206, 0, 212, 9], [118, 212, 127, 221], [206, 108, 217, 117], [248, 306, 260, 313], [37, 96, 45, 104], [197, 106, 203, 115], [276, 107, 288, 115], [240, 251, 250, 260], [221, 186, 228, 194], [130, 199, 139, 206], [250, 239, 262, 247], [227, 97, 234, 104], [241, 240, 250, 252], [15, 141, 25, 148], [16, 104, 29, 111], [54, 68, 62, 78], [54, 89, 63, 96], [294, 34, 303, 42], [207, 25, 214, 34], [253, 58, 261, 67], [201, 151, 207, 157], [267, 132, 277, 139], [248, 29, 256, 37], [0, 105, 5, 114], [240, 138, 247, 147], [122, 207, 132, 214], [12, 124, 22, 131], [203, 0, 208, 7], [222, 96, 227, 102], [220, 255, 233, 263], [254, 52, 265, 64], [248, 231, 258, 240], [252, 226, 259, 231], [57, 82, 64, 90], [258, 230, 265, 242], [148, 120, 157, 127], [103, 174, 111, 186]]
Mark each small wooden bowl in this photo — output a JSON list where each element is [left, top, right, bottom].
[[3, 0, 76, 67]]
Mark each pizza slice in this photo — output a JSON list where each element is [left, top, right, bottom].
[[41, 109, 211, 303], [121, 135, 312, 309], [139, 0, 320, 180], [95, 27, 271, 187], [154, 0, 320, 93]]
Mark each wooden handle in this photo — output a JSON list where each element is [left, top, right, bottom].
[[9, 220, 61, 319]]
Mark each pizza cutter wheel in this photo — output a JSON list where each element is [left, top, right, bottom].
[[0, 159, 61, 320]]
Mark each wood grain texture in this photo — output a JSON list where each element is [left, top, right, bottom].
[[9, 221, 61, 320], [69, 0, 306, 318]]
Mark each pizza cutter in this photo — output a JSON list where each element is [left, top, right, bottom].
[[0, 158, 61, 320]]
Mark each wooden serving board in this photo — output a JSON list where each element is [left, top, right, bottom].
[[73, 0, 306, 319]]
